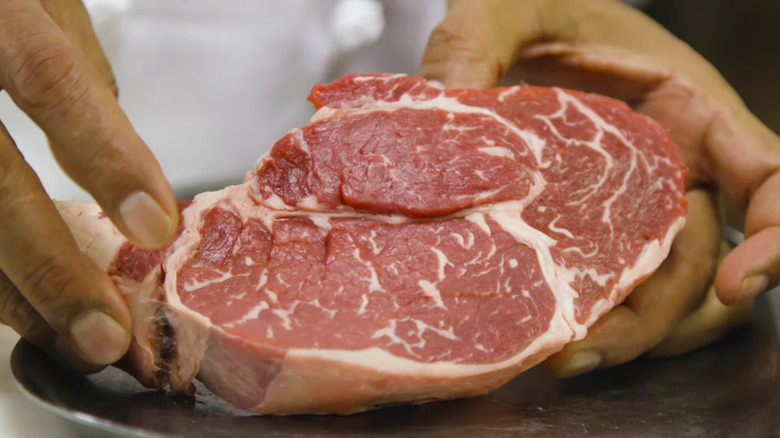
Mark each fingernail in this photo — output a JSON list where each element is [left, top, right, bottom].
[[739, 275, 769, 301], [70, 311, 129, 365], [119, 191, 172, 248], [560, 351, 602, 377]]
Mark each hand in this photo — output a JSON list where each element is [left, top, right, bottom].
[[0, 0, 177, 371], [420, 0, 777, 375]]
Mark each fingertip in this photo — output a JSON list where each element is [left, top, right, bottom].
[[68, 310, 130, 366], [545, 349, 603, 378], [59, 266, 133, 367], [559, 351, 603, 378], [118, 191, 176, 248], [715, 229, 780, 304], [737, 275, 769, 301], [714, 250, 743, 305], [717, 273, 770, 305]]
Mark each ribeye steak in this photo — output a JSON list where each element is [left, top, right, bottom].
[[59, 73, 686, 414]]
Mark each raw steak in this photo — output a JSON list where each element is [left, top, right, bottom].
[[58, 73, 686, 415]]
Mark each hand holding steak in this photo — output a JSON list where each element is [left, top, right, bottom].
[[422, 0, 775, 375], [59, 74, 685, 414], [0, 0, 177, 371]]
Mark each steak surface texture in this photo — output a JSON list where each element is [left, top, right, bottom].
[[58, 73, 686, 414]]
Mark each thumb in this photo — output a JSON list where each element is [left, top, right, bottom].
[[419, 0, 532, 89]]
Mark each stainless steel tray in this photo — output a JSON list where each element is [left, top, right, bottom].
[[11, 295, 780, 438]]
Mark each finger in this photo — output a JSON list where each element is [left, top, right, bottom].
[[648, 284, 753, 357], [420, 0, 678, 91], [500, 44, 672, 104], [544, 189, 720, 377], [682, 22, 780, 303], [420, 0, 533, 89], [0, 0, 177, 249], [0, 270, 53, 347], [0, 120, 130, 366], [0, 270, 104, 373], [716, 224, 780, 304], [41, 0, 117, 96]]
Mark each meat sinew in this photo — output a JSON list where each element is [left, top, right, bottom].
[[58, 74, 686, 414]]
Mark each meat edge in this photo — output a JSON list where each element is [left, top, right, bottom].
[[190, 304, 574, 415]]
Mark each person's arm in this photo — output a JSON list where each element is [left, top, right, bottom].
[[420, 0, 776, 376], [0, 0, 177, 370]]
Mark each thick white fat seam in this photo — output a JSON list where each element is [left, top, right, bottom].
[[180, 270, 249, 292], [486, 208, 587, 338], [351, 73, 408, 83], [416, 246, 453, 309], [478, 146, 515, 159], [223, 302, 270, 329], [461, 175, 589, 339], [582, 215, 686, 329]]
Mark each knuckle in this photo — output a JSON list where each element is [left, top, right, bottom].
[[673, 242, 718, 286], [17, 252, 80, 320], [0, 275, 51, 341], [9, 44, 90, 115], [0, 157, 36, 211], [427, 22, 485, 59], [424, 20, 505, 80], [105, 75, 119, 98], [0, 156, 23, 195], [0, 281, 21, 324], [9, 297, 43, 337]]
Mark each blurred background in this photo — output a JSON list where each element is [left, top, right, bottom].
[[647, 0, 780, 134]]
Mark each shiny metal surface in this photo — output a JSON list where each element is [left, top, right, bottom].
[[11, 294, 780, 438]]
